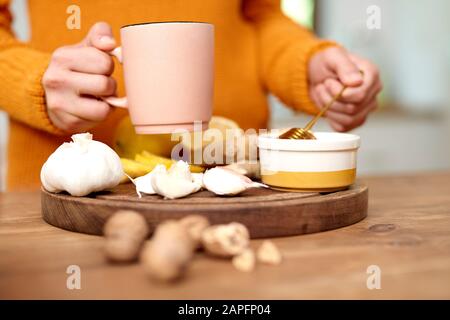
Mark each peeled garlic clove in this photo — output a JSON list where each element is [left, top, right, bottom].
[[168, 160, 192, 181], [191, 173, 204, 190], [132, 165, 166, 198], [203, 167, 259, 196], [152, 174, 199, 200], [151, 161, 201, 199]]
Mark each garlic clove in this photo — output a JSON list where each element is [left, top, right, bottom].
[[151, 161, 202, 199], [152, 174, 199, 200], [132, 165, 166, 198], [133, 173, 154, 198], [203, 167, 262, 196], [168, 160, 192, 181], [191, 173, 204, 191]]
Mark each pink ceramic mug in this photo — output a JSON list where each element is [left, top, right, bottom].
[[103, 22, 214, 134]]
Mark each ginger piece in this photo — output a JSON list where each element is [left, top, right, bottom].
[[179, 215, 210, 248], [140, 220, 195, 281], [256, 240, 282, 265], [232, 248, 256, 272], [201, 222, 250, 258], [223, 161, 261, 180], [103, 210, 149, 262]]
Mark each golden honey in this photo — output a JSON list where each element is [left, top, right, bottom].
[[261, 168, 356, 192]]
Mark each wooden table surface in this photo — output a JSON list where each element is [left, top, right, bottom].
[[1, 172, 450, 299]]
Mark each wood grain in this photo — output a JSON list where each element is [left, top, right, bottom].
[[1, 172, 450, 299], [41, 182, 368, 238]]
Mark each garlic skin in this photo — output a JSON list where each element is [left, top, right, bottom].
[[203, 167, 264, 196], [191, 173, 205, 189], [132, 165, 166, 198], [40, 133, 123, 197], [151, 161, 203, 199]]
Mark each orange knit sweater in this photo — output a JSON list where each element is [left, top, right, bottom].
[[0, 0, 335, 191]]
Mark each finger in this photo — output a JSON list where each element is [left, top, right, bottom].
[[326, 100, 377, 132], [325, 48, 363, 87], [315, 84, 330, 108], [325, 109, 354, 128], [323, 79, 360, 115], [357, 80, 382, 110], [341, 75, 381, 105], [315, 84, 357, 115], [361, 67, 383, 105], [49, 108, 97, 133], [81, 22, 116, 51], [326, 119, 345, 132], [347, 100, 378, 130], [48, 91, 112, 124], [309, 86, 322, 111], [69, 72, 117, 96], [312, 85, 346, 132], [68, 96, 112, 122], [324, 78, 344, 97], [341, 59, 381, 104], [54, 46, 114, 75]]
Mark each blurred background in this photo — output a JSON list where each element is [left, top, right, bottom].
[[1, 0, 449, 191]]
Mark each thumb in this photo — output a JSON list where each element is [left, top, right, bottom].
[[329, 49, 363, 87], [82, 22, 116, 51]]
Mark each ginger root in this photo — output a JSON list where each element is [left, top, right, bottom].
[[179, 215, 210, 248], [232, 248, 256, 272], [140, 220, 195, 281], [256, 240, 282, 265], [223, 161, 261, 180], [201, 222, 250, 258], [103, 210, 149, 262]]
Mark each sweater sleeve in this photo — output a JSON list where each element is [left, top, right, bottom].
[[0, 0, 63, 134], [242, 0, 338, 114]]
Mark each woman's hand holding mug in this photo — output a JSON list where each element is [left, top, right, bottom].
[[43, 21, 214, 134], [43, 22, 117, 133]]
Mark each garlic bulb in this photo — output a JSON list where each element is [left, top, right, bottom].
[[203, 167, 265, 196], [132, 165, 166, 198], [40, 133, 123, 197], [151, 161, 203, 199]]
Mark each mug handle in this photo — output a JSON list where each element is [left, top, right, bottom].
[[100, 47, 128, 108]]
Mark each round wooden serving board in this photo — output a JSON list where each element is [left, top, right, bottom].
[[41, 182, 368, 238]]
